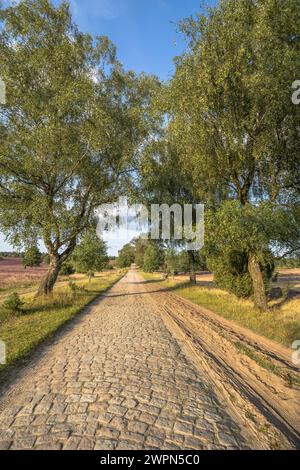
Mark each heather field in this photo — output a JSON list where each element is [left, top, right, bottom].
[[0, 257, 48, 291]]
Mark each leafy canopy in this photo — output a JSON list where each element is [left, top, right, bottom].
[[23, 245, 42, 268], [0, 0, 158, 293], [72, 230, 108, 274]]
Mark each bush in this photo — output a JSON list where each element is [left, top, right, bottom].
[[143, 245, 164, 273], [68, 281, 86, 293], [22, 246, 42, 268], [60, 262, 75, 275], [43, 253, 50, 265], [2, 292, 24, 314], [72, 231, 109, 273], [117, 243, 135, 268], [208, 249, 274, 299]]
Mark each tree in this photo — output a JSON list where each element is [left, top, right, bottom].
[[133, 236, 150, 267], [72, 230, 108, 279], [0, 0, 157, 295], [164, 249, 178, 275], [23, 245, 42, 268], [137, 138, 200, 282], [205, 202, 278, 300], [117, 243, 135, 268], [59, 262, 75, 276], [166, 0, 300, 308], [143, 244, 164, 273]]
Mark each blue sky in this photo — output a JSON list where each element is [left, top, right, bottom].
[[67, 0, 216, 80], [0, 0, 216, 254]]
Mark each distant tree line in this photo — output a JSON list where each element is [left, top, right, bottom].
[[117, 237, 206, 274], [0, 251, 22, 258]]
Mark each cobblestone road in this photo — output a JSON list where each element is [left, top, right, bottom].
[[0, 270, 254, 450]]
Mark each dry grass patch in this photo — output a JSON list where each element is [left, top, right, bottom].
[[141, 272, 300, 347], [0, 270, 125, 379]]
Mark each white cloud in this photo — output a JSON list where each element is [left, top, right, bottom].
[[2, 0, 21, 6], [69, 0, 123, 21]]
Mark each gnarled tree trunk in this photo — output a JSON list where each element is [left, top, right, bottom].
[[248, 251, 268, 310], [37, 255, 62, 296]]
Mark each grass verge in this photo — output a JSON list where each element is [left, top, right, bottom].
[[234, 341, 300, 388], [141, 272, 300, 347], [0, 270, 125, 380]]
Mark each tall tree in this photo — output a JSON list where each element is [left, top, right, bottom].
[[132, 236, 150, 268], [0, 0, 157, 294], [137, 137, 201, 282], [72, 229, 108, 279], [166, 0, 300, 308], [23, 245, 42, 268], [117, 243, 135, 268], [143, 244, 164, 273]]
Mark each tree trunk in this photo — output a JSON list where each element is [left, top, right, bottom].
[[248, 251, 268, 310], [188, 250, 197, 284], [37, 256, 62, 296]]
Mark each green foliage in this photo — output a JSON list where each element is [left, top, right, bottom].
[[164, 250, 178, 275], [275, 257, 300, 269], [68, 281, 86, 293], [2, 292, 24, 314], [170, 0, 300, 202], [143, 244, 164, 273], [117, 244, 135, 268], [208, 249, 274, 298], [133, 237, 150, 267], [0, 271, 123, 377], [59, 262, 75, 276], [72, 230, 108, 274], [43, 254, 50, 265], [22, 246, 42, 268], [205, 200, 297, 261], [164, 249, 190, 275], [0, 0, 158, 294], [205, 201, 278, 297], [164, 0, 300, 307]]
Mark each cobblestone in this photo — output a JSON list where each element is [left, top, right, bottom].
[[0, 270, 250, 449]]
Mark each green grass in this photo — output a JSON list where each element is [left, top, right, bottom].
[[0, 270, 125, 380], [141, 272, 300, 347]]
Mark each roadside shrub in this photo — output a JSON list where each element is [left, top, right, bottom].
[[68, 281, 86, 293], [208, 249, 274, 299], [60, 262, 75, 276], [43, 253, 50, 265], [22, 246, 42, 268], [2, 292, 24, 314], [87, 270, 95, 281]]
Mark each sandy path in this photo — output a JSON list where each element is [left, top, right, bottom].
[[143, 278, 300, 449]]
